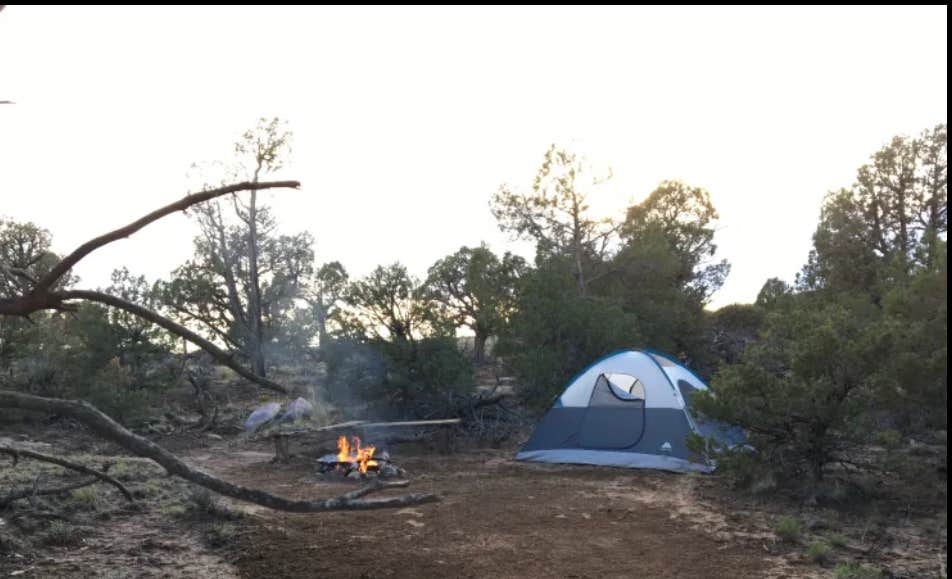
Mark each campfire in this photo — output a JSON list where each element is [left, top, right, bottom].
[[316, 436, 405, 480]]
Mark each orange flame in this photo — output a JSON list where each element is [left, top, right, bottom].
[[336, 435, 378, 474]]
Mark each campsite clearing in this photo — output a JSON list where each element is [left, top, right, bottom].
[[196, 439, 775, 579]]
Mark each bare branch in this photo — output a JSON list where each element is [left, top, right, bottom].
[[35, 180, 300, 292], [0, 446, 133, 502], [0, 264, 38, 285]]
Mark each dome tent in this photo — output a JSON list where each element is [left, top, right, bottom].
[[515, 349, 744, 473]]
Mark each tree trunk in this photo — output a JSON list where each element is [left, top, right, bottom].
[[473, 330, 488, 364], [247, 175, 266, 378], [571, 193, 587, 297], [316, 303, 329, 349]]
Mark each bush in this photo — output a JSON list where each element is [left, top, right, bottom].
[[807, 540, 833, 565], [204, 522, 237, 548], [827, 532, 848, 548], [775, 515, 802, 543], [323, 337, 474, 418], [692, 295, 888, 487], [68, 486, 103, 511], [833, 562, 884, 579], [321, 340, 387, 406], [39, 521, 83, 547]]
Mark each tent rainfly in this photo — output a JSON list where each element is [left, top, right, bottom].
[[515, 349, 745, 473]]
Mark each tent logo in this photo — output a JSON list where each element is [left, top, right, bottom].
[[660, 442, 672, 452]]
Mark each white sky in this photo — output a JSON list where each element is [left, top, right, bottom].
[[0, 6, 947, 309]]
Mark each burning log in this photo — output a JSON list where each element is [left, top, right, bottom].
[[314, 437, 407, 481]]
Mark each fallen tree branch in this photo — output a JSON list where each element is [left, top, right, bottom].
[[0, 390, 438, 512], [0, 446, 133, 502]]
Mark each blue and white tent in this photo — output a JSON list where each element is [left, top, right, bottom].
[[515, 349, 745, 473]]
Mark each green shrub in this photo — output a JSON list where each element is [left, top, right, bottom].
[[827, 532, 849, 548], [775, 515, 802, 543], [833, 562, 884, 579], [204, 522, 237, 548], [39, 521, 83, 547], [491, 256, 645, 409], [807, 540, 833, 565], [324, 337, 474, 418], [68, 486, 102, 511], [160, 504, 188, 518], [691, 295, 889, 487]]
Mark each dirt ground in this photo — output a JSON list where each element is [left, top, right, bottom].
[[3, 430, 945, 578], [189, 440, 780, 579]]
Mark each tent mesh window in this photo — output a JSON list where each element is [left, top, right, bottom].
[[580, 373, 647, 449], [596, 373, 645, 400]]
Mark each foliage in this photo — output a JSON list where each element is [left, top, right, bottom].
[[0, 219, 173, 425], [693, 295, 888, 482], [496, 257, 639, 407], [697, 125, 947, 492], [599, 225, 712, 369], [343, 263, 450, 342], [621, 180, 730, 301], [807, 540, 833, 565], [378, 337, 475, 416], [775, 515, 802, 543], [302, 261, 350, 347], [38, 521, 84, 547], [798, 124, 947, 298], [491, 144, 616, 296], [322, 337, 474, 418], [421, 244, 526, 362]]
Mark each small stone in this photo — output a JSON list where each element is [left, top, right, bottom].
[[347, 470, 362, 480]]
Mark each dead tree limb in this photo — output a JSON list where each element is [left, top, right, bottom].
[[0, 446, 133, 502], [0, 180, 299, 393], [0, 390, 438, 512], [33, 181, 300, 294]]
